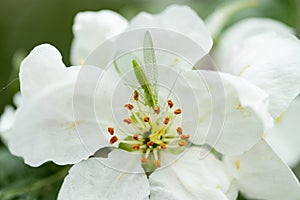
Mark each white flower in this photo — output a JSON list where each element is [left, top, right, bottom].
[[211, 17, 300, 199], [1, 4, 300, 200]]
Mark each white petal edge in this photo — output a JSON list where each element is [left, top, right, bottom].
[[149, 147, 231, 200], [128, 5, 213, 54], [58, 156, 150, 200], [71, 10, 128, 65], [224, 139, 300, 200], [214, 17, 294, 65], [217, 28, 300, 118], [266, 96, 300, 167]]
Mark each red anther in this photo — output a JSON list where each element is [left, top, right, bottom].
[[144, 116, 150, 122], [110, 136, 118, 144], [167, 100, 174, 108], [107, 127, 114, 135], [176, 127, 183, 135], [132, 144, 140, 150], [154, 106, 160, 114], [164, 117, 170, 125], [160, 143, 167, 149], [124, 104, 134, 110], [133, 134, 139, 140], [147, 141, 154, 147], [180, 134, 190, 140], [123, 118, 132, 124], [134, 90, 139, 101], [141, 157, 150, 163], [154, 160, 161, 167], [178, 140, 187, 147], [174, 109, 182, 115]]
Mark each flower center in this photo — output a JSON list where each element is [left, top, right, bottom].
[[107, 90, 189, 168]]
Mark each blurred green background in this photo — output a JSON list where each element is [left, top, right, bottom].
[[0, 0, 299, 199]]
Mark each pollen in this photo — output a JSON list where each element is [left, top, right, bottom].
[[133, 90, 139, 101], [144, 116, 150, 122], [107, 127, 114, 135], [174, 109, 182, 115], [176, 127, 183, 135], [167, 100, 174, 108], [124, 104, 134, 110], [132, 144, 140, 150], [164, 117, 170, 125], [110, 136, 118, 144], [180, 134, 190, 140], [123, 118, 132, 124]]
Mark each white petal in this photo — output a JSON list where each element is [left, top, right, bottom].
[[71, 10, 128, 65], [20, 44, 69, 100], [266, 96, 300, 167], [128, 5, 213, 54], [149, 147, 230, 200], [215, 17, 293, 64], [224, 139, 300, 200], [58, 157, 150, 200], [217, 26, 300, 118], [173, 70, 271, 155]]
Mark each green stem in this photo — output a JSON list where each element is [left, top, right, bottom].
[[0, 166, 69, 199]]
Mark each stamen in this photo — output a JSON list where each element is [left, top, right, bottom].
[[178, 140, 187, 146], [176, 127, 183, 135], [141, 157, 150, 163], [110, 136, 118, 144], [124, 104, 134, 110], [134, 90, 139, 101], [180, 134, 190, 140], [144, 116, 150, 122], [154, 106, 160, 114], [164, 117, 170, 125], [153, 149, 160, 167], [167, 100, 174, 108], [107, 127, 114, 135], [132, 144, 140, 150], [147, 141, 154, 147], [123, 118, 132, 124], [133, 134, 139, 140], [160, 143, 167, 149], [174, 109, 182, 115]]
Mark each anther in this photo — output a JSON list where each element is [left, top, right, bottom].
[[167, 100, 174, 108], [174, 109, 182, 115], [124, 104, 134, 110], [160, 143, 167, 149], [164, 117, 170, 125], [110, 136, 118, 144], [147, 141, 154, 147], [107, 127, 114, 135], [123, 118, 132, 124], [144, 116, 150, 122], [176, 127, 183, 135], [133, 134, 139, 140], [134, 90, 139, 101], [180, 134, 190, 140], [132, 144, 140, 150], [178, 140, 187, 146], [141, 157, 150, 163], [154, 160, 161, 167], [154, 106, 160, 114]]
